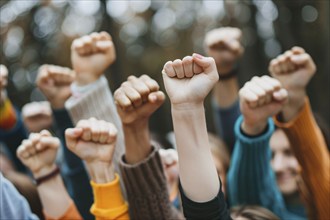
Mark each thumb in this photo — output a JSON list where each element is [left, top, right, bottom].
[[290, 53, 311, 66], [148, 91, 165, 105], [192, 53, 217, 74], [273, 88, 288, 103], [65, 128, 83, 149]]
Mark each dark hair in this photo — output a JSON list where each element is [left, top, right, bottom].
[[231, 205, 280, 220]]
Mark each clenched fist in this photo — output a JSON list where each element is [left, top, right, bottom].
[[71, 32, 116, 86], [22, 101, 53, 133], [269, 47, 315, 121], [36, 65, 75, 109], [114, 75, 165, 125], [162, 53, 219, 107], [204, 27, 243, 75], [16, 130, 60, 178], [65, 118, 118, 183], [240, 76, 288, 135]]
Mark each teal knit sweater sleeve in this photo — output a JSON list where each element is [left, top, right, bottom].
[[227, 115, 304, 220]]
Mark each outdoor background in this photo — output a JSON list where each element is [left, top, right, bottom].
[[0, 0, 329, 135]]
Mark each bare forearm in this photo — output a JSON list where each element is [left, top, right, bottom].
[[123, 121, 151, 164], [213, 77, 239, 108], [37, 175, 72, 219], [172, 104, 219, 202]]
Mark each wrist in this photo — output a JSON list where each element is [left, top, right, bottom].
[[49, 99, 65, 109], [171, 102, 204, 112], [33, 164, 57, 179], [281, 89, 306, 122], [123, 123, 152, 164], [241, 119, 268, 136], [74, 73, 99, 86], [86, 161, 115, 184]]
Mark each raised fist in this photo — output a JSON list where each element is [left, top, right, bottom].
[[16, 130, 60, 178], [114, 75, 165, 125], [22, 101, 53, 133], [239, 76, 288, 135], [71, 32, 116, 85], [0, 64, 8, 102], [269, 46, 316, 90], [162, 53, 218, 106], [65, 118, 117, 165], [36, 65, 75, 109], [204, 27, 243, 75]]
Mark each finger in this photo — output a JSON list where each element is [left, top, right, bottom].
[[261, 75, 281, 91], [106, 124, 118, 144], [40, 129, 51, 137], [291, 46, 305, 54], [192, 53, 217, 75], [80, 122, 92, 141], [239, 87, 258, 108], [273, 88, 288, 102], [98, 120, 109, 144], [17, 145, 29, 159], [290, 53, 311, 66], [163, 61, 176, 78], [122, 83, 143, 108], [90, 118, 101, 142], [25, 139, 37, 157], [71, 39, 85, 55], [99, 31, 112, 41], [80, 36, 93, 55], [114, 89, 133, 111], [38, 136, 60, 151], [128, 75, 151, 103], [172, 59, 184, 79], [148, 91, 166, 104], [140, 74, 159, 92], [65, 128, 83, 149], [182, 56, 194, 78]]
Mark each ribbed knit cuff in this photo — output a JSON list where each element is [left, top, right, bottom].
[[65, 76, 117, 125], [90, 174, 128, 219], [120, 147, 167, 196], [235, 115, 274, 149]]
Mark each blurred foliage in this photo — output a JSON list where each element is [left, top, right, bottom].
[[0, 0, 329, 134]]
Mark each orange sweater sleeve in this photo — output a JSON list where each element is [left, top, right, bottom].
[[45, 200, 82, 220], [90, 174, 129, 220], [274, 98, 330, 220]]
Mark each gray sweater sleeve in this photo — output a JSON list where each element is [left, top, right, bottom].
[[120, 148, 184, 220]]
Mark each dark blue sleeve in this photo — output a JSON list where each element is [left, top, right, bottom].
[[0, 109, 28, 172], [52, 108, 94, 220], [212, 99, 240, 153], [179, 179, 232, 220]]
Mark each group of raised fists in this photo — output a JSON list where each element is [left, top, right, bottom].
[[0, 26, 327, 220]]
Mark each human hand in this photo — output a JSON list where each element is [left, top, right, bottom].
[[239, 76, 288, 135], [162, 53, 218, 108], [204, 27, 243, 75], [114, 75, 165, 126], [71, 32, 116, 86], [269, 47, 316, 121], [16, 130, 60, 178], [65, 118, 117, 183], [36, 65, 75, 109], [269, 46, 316, 91], [22, 101, 53, 133], [0, 64, 8, 103]]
